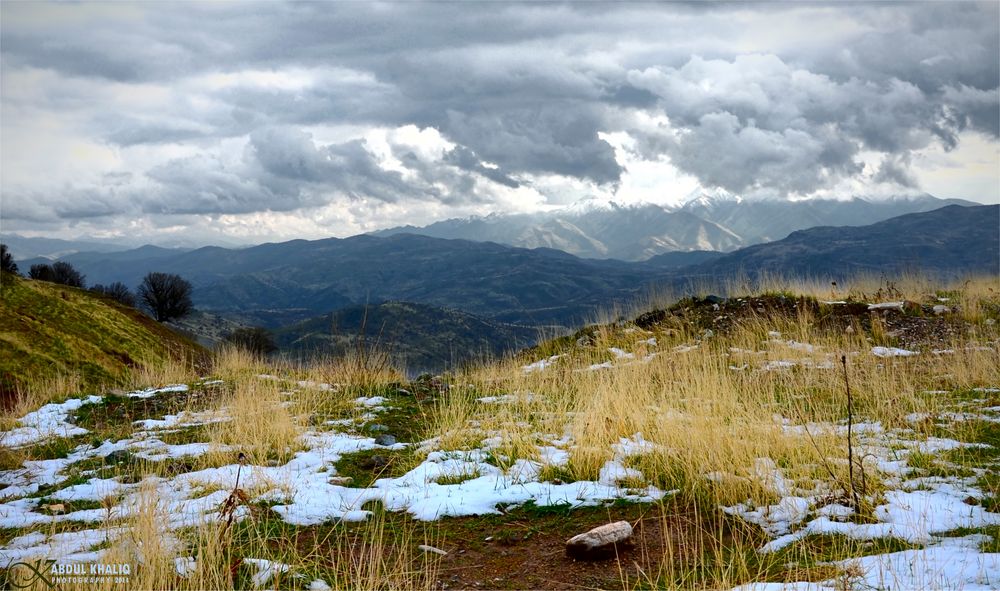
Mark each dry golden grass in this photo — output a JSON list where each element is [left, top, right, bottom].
[[432, 276, 999, 514], [0, 372, 84, 431], [88, 480, 442, 591], [202, 375, 302, 467]]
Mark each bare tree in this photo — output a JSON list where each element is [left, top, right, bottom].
[[28, 261, 85, 287], [137, 272, 193, 322]]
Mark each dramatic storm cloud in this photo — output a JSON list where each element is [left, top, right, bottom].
[[1, 1, 997, 244]]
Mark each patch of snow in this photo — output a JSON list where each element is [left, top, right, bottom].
[[354, 396, 389, 407], [869, 302, 906, 310], [175, 556, 197, 578], [609, 347, 635, 360], [872, 346, 919, 357], [128, 384, 189, 399], [522, 355, 563, 373], [0, 396, 102, 448], [243, 558, 290, 588]]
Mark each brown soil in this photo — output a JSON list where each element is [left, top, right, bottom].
[[280, 499, 812, 591]]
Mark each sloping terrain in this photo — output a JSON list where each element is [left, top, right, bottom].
[[0, 274, 206, 398]]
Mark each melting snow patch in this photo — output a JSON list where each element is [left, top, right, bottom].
[[609, 347, 635, 360], [522, 355, 563, 373], [0, 396, 102, 448], [354, 396, 389, 407], [872, 346, 919, 357], [128, 384, 189, 399], [243, 558, 290, 588], [868, 302, 906, 310]]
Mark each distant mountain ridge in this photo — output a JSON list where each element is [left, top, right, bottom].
[[35, 233, 671, 329], [375, 194, 975, 260], [688, 204, 1000, 279], [19, 204, 996, 344]]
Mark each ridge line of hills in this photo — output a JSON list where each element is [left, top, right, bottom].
[[4, 204, 997, 374]]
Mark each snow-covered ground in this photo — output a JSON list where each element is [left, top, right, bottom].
[[1, 356, 998, 589]]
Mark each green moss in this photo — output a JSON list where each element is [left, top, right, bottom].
[[19, 436, 85, 462], [332, 448, 418, 488], [433, 470, 480, 485]]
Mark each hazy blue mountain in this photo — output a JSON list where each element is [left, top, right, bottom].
[[686, 204, 1000, 280], [30, 204, 995, 336], [680, 193, 977, 246], [375, 194, 974, 260], [47, 234, 671, 328], [2, 234, 132, 260]]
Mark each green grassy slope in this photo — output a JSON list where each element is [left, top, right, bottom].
[[0, 273, 206, 396]]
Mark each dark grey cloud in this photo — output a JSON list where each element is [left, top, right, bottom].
[[443, 146, 520, 189], [1, 1, 998, 239]]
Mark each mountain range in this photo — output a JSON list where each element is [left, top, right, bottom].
[[7, 203, 997, 372], [375, 193, 974, 260], [688, 204, 1000, 280]]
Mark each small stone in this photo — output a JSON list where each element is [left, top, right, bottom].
[[328, 476, 354, 486], [374, 434, 397, 446], [933, 305, 952, 315], [42, 503, 65, 514], [418, 544, 448, 556], [565, 521, 633, 560], [360, 454, 390, 470], [104, 450, 132, 465]]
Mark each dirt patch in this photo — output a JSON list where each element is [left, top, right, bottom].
[[432, 502, 671, 590]]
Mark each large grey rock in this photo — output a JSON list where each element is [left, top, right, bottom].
[[565, 521, 633, 560], [374, 434, 397, 446]]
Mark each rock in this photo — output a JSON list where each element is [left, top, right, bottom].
[[565, 521, 633, 560], [104, 450, 132, 465], [374, 434, 397, 446], [360, 454, 390, 470], [328, 476, 354, 486], [418, 544, 448, 556], [933, 304, 952, 315]]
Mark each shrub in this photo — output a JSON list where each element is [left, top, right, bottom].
[[223, 326, 278, 356], [90, 282, 137, 307]]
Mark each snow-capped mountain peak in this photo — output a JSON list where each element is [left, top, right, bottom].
[[559, 196, 621, 215], [682, 187, 743, 209]]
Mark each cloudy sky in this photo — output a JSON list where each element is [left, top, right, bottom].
[[2, 1, 998, 246]]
